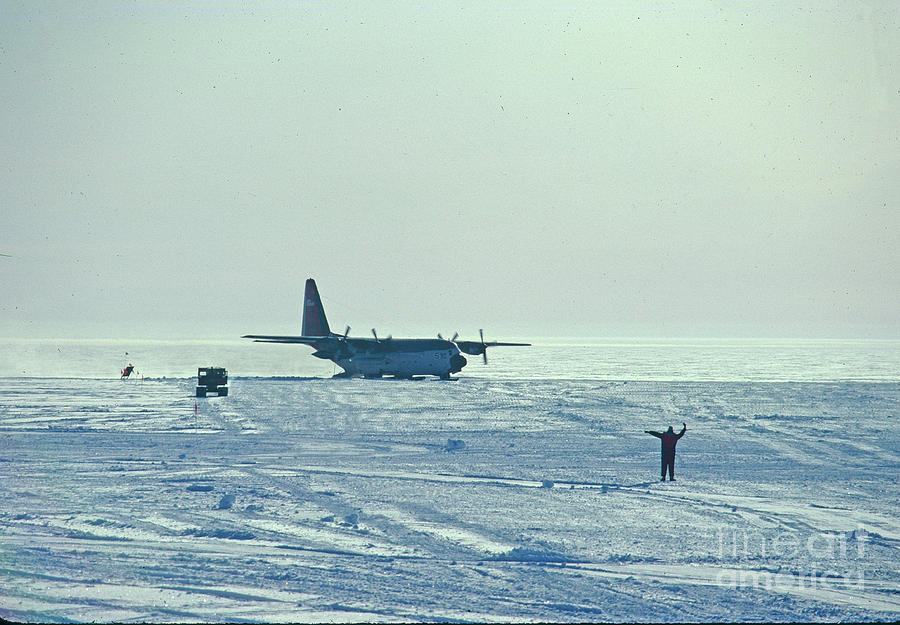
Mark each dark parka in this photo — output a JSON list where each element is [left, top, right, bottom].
[[646, 423, 686, 480]]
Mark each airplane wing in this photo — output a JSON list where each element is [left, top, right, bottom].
[[456, 340, 530, 355], [241, 335, 327, 344]]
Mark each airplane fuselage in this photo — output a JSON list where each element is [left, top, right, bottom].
[[311, 338, 467, 378]]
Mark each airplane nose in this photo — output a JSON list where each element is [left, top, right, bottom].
[[450, 354, 467, 373]]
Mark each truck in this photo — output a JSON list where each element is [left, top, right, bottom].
[[196, 367, 228, 397]]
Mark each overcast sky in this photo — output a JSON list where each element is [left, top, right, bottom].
[[1, 1, 898, 339]]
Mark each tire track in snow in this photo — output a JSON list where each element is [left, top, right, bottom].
[[276, 464, 900, 552], [232, 463, 508, 560], [567, 561, 900, 614]]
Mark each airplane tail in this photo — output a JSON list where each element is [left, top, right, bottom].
[[301, 278, 331, 337]]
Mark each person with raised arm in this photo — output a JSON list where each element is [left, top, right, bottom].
[[645, 422, 686, 481]]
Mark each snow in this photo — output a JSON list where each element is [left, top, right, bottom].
[[1, 342, 899, 622]]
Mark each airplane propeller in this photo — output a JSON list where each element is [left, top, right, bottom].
[[371, 328, 392, 350], [479, 329, 488, 364], [454, 329, 529, 364], [455, 329, 489, 362], [334, 326, 351, 359]]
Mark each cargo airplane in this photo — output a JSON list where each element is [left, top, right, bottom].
[[243, 279, 529, 379]]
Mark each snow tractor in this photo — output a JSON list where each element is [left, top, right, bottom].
[[196, 367, 228, 397]]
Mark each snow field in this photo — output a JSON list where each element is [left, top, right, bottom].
[[1, 376, 898, 622]]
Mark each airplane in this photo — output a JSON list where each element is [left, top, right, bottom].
[[243, 279, 529, 379]]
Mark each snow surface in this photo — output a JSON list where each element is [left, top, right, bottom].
[[1, 342, 899, 622]]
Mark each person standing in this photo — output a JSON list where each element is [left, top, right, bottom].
[[645, 423, 686, 481]]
